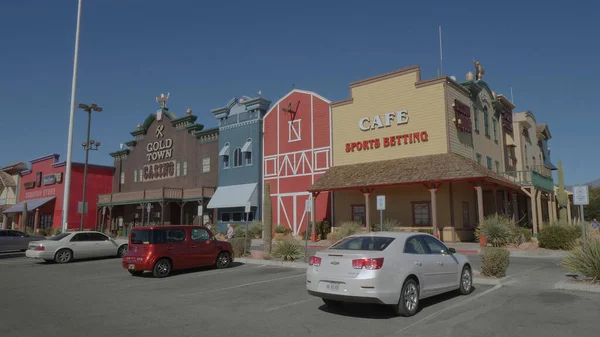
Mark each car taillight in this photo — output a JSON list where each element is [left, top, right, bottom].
[[352, 258, 384, 270], [34, 246, 45, 251], [309, 256, 321, 267]]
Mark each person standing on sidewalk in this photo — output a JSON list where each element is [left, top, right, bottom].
[[226, 223, 236, 240]]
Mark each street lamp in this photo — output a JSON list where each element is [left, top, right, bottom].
[[78, 103, 102, 231]]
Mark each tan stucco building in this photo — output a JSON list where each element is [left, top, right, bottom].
[[0, 162, 28, 229], [308, 64, 562, 242]]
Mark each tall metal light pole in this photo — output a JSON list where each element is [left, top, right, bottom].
[[62, 0, 84, 233], [78, 103, 102, 231]]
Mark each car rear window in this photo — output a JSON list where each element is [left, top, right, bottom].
[[130, 229, 186, 244], [48, 233, 71, 241], [329, 236, 394, 251]]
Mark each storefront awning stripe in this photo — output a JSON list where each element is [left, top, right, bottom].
[[308, 153, 519, 192], [219, 144, 230, 156], [207, 183, 258, 209], [2, 197, 56, 214]]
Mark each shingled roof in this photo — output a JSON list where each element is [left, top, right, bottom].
[[0, 171, 16, 189], [308, 153, 518, 192]]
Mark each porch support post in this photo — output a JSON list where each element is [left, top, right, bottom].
[[474, 184, 484, 226], [449, 182, 456, 243], [139, 203, 145, 227], [180, 202, 187, 225], [536, 190, 543, 232], [15, 214, 20, 231], [311, 192, 319, 242], [2, 214, 8, 229], [491, 184, 498, 214], [159, 202, 165, 226], [547, 195, 553, 224], [34, 209, 40, 234], [551, 194, 557, 222], [503, 189, 509, 217], [361, 188, 373, 232], [426, 183, 441, 238], [567, 198, 572, 225], [510, 190, 517, 225]]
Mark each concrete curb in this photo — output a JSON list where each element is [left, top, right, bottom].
[[237, 258, 504, 286], [554, 281, 600, 293]]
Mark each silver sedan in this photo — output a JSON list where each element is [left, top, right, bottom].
[[306, 232, 473, 317], [26, 231, 128, 263]]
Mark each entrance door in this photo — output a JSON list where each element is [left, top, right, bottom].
[[278, 193, 310, 236]]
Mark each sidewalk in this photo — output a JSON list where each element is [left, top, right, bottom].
[[250, 239, 569, 259]]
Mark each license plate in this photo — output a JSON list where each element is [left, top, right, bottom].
[[326, 282, 341, 291], [128, 264, 135, 270]]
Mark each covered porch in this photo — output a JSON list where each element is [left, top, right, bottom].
[[1, 197, 56, 233], [207, 182, 259, 233], [307, 153, 522, 243], [96, 186, 215, 235]]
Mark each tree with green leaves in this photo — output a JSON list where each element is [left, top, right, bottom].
[[583, 186, 600, 221], [22, 202, 28, 232], [263, 183, 273, 257]]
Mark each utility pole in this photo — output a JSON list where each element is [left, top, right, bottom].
[[78, 103, 102, 231]]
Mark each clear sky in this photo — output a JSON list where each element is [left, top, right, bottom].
[[1, 0, 598, 185]]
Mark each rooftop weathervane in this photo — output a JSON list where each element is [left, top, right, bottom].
[[473, 59, 485, 81], [156, 93, 170, 109]]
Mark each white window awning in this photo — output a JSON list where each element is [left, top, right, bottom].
[[219, 144, 230, 156], [207, 183, 258, 209], [241, 139, 252, 152]]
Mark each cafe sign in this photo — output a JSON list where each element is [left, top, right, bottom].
[[359, 110, 409, 131]]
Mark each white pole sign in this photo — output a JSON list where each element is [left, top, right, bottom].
[[305, 199, 312, 213], [198, 205, 203, 217], [245, 202, 251, 214], [376, 195, 386, 210], [573, 185, 589, 205]]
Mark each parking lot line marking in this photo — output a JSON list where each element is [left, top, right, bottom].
[[120, 264, 262, 288], [393, 284, 502, 335], [180, 273, 305, 297], [264, 298, 316, 312], [258, 264, 267, 268]]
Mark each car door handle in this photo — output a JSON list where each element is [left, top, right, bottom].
[[168, 247, 174, 250], [191, 245, 197, 248], [414, 261, 422, 266], [437, 262, 443, 266]]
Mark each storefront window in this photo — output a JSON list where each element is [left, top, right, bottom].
[[351, 205, 365, 224], [462, 202, 470, 228], [412, 202, 431, 226]]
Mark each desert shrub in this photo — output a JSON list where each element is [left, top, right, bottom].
[[515, 227, 532, 243], [328, 221, 361, 243], [248, 221, 263, 238], [417, 229, 433, 235], [475, 215, 515, 247], [274, 224, 291, 235], [562, 239, 600, 280], [37, 228, 46, 236], [371, 218, 401, 232], [272, 238, 303, 261], [538, 221, 580, 250], [229, 237, 250, 257], [54, 229, 62, 235], [316, 221, 330, 240], [44, 227, 54, 237], [481, 247, 510, 278]]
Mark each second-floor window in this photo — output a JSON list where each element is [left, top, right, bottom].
[[176, 162, 181, 177], [289, 120, 301, 142], [183, 161, 188, 176], [202, 157, 210, 173], [233, 148, 243, 168], [487, 156, 492, 169], [484, 107, 490, 137], [492, 118, 498, 141], [495, 160, 500, 173], [476, 153, 482, 165], [133, 170, 137, 183], [120, 172, 125, 185], [474, 107, 479, 132]]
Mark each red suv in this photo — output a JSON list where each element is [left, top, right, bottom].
[[122, 225, 233, 278]]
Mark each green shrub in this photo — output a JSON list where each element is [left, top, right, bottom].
[[417, 228, 433, 235], [475, 215, 515, 247], [230, 237, 250, 257], [45, 227, 54, 237], [328, 221, 361, 243], [316, 221, 330, 240], [538, 222, 580, 250], [481, 247, 510, 278], [371, 218, 402, 232], [562, 237, 600, 280], [516, 227, 532, 243], [272, 238, 303, 261], [274, 224, 291, 234], [54, 229, 62, 235], [247, 222, 263, 238], [37, 228, 46, 236]]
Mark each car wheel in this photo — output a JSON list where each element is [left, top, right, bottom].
[[215, 252, 231, 269], [458, 265, 473, 295], [152, 258, 172, 278], [117, 245, 128, 258], [128, 270, 143, 277], [54, 249, 73, 264], [322, 299, 342, 307], [394, 278, 419, 317]]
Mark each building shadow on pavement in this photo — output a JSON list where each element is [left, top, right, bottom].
[[318, 287, 476, 319], [0, 252, 25, 259]]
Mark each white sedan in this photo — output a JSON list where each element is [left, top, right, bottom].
[[26, 231, 128, 264], [306, 232, 473, 317]]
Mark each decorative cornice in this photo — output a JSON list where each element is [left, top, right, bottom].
[[30, 154, 60, 165], [125, 140, 137, 147], [219, 118, 260, 131], [109, 149, 130, 158]]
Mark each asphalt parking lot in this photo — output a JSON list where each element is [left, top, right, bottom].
[[1, 252, 599, 337]]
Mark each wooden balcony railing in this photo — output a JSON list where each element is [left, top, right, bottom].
[[499, 166, 555, 192], [98, 187, 185, 204]]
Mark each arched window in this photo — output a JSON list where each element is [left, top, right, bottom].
[[233, 148, 243, 168], [483, 107, 490, 137]]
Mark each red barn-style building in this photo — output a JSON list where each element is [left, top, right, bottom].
[[263, 89, 332, 236]]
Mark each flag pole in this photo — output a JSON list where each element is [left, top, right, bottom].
[[62, 0, 83, 233]]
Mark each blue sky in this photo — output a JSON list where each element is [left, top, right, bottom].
[[1, 0, 598, 185]]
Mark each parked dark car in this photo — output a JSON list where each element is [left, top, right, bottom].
[[122, 225, 234, 278], [0, 229, 46, 252]]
